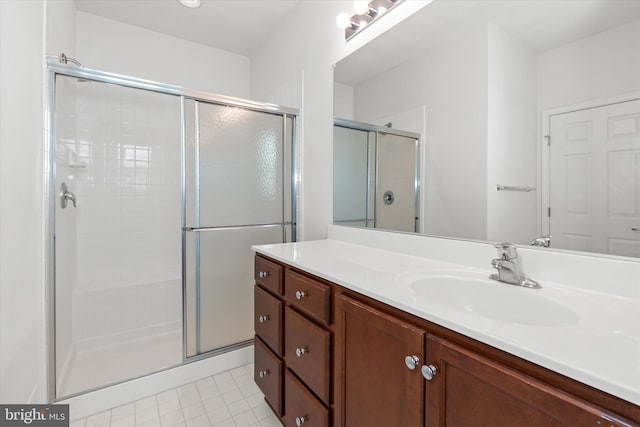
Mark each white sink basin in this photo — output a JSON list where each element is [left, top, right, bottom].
[[408, 273, 580, 327]]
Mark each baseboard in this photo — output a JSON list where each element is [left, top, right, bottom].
[[60, 345, 253, 420]]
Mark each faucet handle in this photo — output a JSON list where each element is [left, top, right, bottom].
[[493, 242, 518, 260]]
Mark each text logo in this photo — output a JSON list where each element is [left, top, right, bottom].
[[0, 405, 68, 426]]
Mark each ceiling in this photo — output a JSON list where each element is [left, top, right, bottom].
[[335, 0, 640, 86], [74, 0, 300, 56]]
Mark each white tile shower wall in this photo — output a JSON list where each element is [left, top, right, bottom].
[[72, 279, 181, 348], [62, 80, 182, 349], [72, 82, 182, 288]]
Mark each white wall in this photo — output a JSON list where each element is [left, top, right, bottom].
[[44, 0, 78, 398], [538, 19, 640, 111], [76, 12, 251, 98], [0, 0, 47, 404], [352, 25, 490, 240], [486, 23, 537, 243], [333, 82, 354, 119], [250, 0, 430, 241]]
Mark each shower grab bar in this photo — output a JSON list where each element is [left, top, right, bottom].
[[184, 222, 293, 232], [496, 184, 536, 192]]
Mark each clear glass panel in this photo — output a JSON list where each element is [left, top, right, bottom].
[[334, 126, 370, 223], [185, 226, 284, 356], [196, 103, 284, 227], [54, 75, 182, 397], [376, 133, 418, 232]]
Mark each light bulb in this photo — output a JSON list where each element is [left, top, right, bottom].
[[336, 12, 352, 30], [353, 1, 369, 15], [359, 20, 367, 28], [377, 6, 387, 14]]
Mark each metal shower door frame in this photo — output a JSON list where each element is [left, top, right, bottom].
[[45, 62, 298, 401], [183, 98, 296, 359], [333, 118, 421, 231]]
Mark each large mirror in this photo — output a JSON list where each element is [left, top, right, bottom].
[[334, 0, 640, 258]]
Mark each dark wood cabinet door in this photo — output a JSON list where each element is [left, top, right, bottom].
[[425, 335, 637, 427], [254, 337, 283, 417], [255, 256, 283, 295], [255, 285, 283, 356], [285, 306, 331, 404], [283, 369, 329, 427], [334, 293, 425, 427], [285, 270, 331, 325]]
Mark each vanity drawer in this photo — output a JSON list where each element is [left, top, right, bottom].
[[255, 256, 283, 295], [285, 270, 331, 325], [283, 369, 329, 427], [285, 306, 331, 404], [254, 337, 283, 417], [254, 285, 283, 356]]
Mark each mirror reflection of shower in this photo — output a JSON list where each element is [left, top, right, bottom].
[[333, 119, 420, 233]]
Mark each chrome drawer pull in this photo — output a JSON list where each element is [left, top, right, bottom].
[[258, 369, 269, 378], [295, 347, 308, 357], [295, 415, 307, 426], [404, 355, 420, 370], [295, 290, 307, 300], [258, 315, 270, 323], [421, 364, 438, 381], [259, 271, 270, 278]]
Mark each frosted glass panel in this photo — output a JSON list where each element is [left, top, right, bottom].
[[185, 226, 284, 355], [198, 103, 284, 226], [377, 133, 417, 232]]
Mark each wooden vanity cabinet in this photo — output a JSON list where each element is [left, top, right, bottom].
[[254, 256, 285, 417], [254, 255, 334, 427], [255, 255, 640, 427], [425, 336, 637, 427], [333, 291, 639, 427]]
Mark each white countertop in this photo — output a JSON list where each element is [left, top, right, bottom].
[[253, 227, 640, 407]]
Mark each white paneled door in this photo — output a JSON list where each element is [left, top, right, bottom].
[[549, 99, 640, 257]]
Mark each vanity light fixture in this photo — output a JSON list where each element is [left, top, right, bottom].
[[336, 0, 404, 40], [177, 0, 201, 8]]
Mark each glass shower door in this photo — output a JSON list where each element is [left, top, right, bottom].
[[53, 75, 183, 398], [333, 126, 374, 227], [376, 133, 419, 232], [184, 100, 292, 356]]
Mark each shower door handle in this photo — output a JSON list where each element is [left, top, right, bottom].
[[60, 183, 76, 208]]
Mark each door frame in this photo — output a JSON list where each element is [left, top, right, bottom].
[[539, 91, 640, 240]]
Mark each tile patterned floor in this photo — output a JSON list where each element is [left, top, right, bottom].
[[69, 364, 281, 427]]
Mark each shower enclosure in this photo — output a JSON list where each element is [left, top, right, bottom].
[[47, 62, 296, 400], [333, 119, 419, 232]]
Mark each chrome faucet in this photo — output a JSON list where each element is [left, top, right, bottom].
[[490, 243, 541, 289], [530, 235, 551, 248]]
